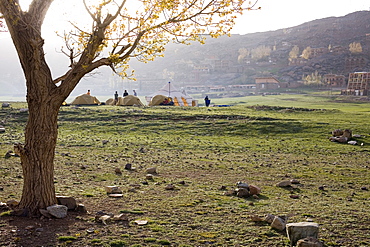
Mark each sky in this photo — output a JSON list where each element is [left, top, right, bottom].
[[15, 0, 370, 36], [232, 0, 370, 34]]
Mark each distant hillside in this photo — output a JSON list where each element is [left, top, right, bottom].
[[130, 11, 370, 89]]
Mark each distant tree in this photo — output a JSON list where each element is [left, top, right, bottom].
[[303, 70, 323, 86], [251, 45, 271, 61], [237, 48, 250, 63], [0, 0, 258, 216], [289, 45, 299, 61], [349, 42, 363, 54], [301, 46, 312, 59]]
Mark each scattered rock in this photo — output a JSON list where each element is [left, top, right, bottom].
[[290, 179, 300, 184], [361, 186, 368, 191], [236, 188, 250, 198], [290, 195, 299, 199], [276, 180, 292, 187], [146, 167, 157, 174], [250, 214, 264, 222], [264, 214, 276, 224], [46, 204, 68, 218], [248, 184, 261, 195], [165, 184, 175, 190], [105, 186, 122, 194], [113, 213, 128, 221], [75, 203, 88, 213], [39, 209, 52, 218], [56, 196, 77, 210], [115, 168, 122, 175], [286, 222, 319, 247], [0, 202, 9, 210], [146, 174, 154, 180], [271, 216, 286, 231], [236, 181, 249, 188], [1, 103, 10, 108], [108, 194, 123, 198], [296, 237, 323, 247], [348, 140, 357, 145], [134, 219, 148, 225], [224, 190, 236, 196], [0, 126, 5, 133], [102, 140, 109, 145], [124, 163, 132, 170], [99, 215, 112, 225]]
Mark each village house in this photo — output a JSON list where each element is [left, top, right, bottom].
[[255, 77, 280, 90], [341, 72, 370, 96], [323, 74, 346, 87]]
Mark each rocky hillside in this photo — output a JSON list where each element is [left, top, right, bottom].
[[131, 11, 370, 86]]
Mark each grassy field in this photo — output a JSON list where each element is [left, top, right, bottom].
[[0, 94, 369, 247]]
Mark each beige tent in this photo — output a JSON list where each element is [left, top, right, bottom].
[[148, 95, 172, 106], [71, 94, 101, 105], [105, 95, 144, 106]]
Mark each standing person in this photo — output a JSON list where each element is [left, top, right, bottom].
[[133, 89, 137, 96], [87, 89, 91, 95], [204, 96, 211, 107], [114, 91, 119, 104], [123, 90, 128, 97]]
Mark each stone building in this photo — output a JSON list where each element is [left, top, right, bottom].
[[341, 72, 370, 96]]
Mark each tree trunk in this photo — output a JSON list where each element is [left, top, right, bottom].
[[0, 5, 65, 216], [16, 101, 59, 215]]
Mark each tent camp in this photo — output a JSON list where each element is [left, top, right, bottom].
[[146, 82, 193, 106], [105, 95, 144, 106], [71, 94, 101, 105]]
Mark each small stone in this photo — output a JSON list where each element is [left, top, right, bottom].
[[361, 186, 368, 191], [115, 168, 122, 175], [264, 214, 276, 223], [236, 181, 249, 188], [100, 215, 112, 225], [124, 163, 132, 170], [290, 195, 299, 199], [0, 127, 5, 133], [248, 185, 261, 195], [86, 228, 95, 234], [271, 216, 286, 231], [39, 209, 52, 218], [236, 188, 250, 198], [250, 214, 264, 222], [165, 184, 175, 190], [290, 179, 300, 184], [35, 228, 44, 232], [56, 196, 77, 210], [108, 194, 123, 198], [276, 180, 292, 187], [146, 174, 154, 180], [297, 237, 323, 247], [46, 204, 68, 218], [113, 213, 128, 221], [25, 225, 35, 230], [146, 167, 157, 174], [318, 185, 325, 191], [252, 194, 259, 199], [105, 186, 122, 194], [75, 204, 87, 213]]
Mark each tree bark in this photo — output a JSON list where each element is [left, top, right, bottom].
[[1, 1, 65, 216]]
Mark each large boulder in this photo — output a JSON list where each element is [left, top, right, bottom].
[[286, 222, 319, 247]]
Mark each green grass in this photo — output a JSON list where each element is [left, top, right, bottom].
[[0, 94, 369, 246]]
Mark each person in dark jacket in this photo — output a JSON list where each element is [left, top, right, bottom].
[[204, 96, 211, 107]]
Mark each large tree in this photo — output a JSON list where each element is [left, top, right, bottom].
[[0, 0, 257, 216]]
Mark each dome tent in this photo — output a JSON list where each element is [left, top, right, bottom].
[[145, 82, 193, 106], [71, 94, 101, 105], [105, 95, 144, 106]]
